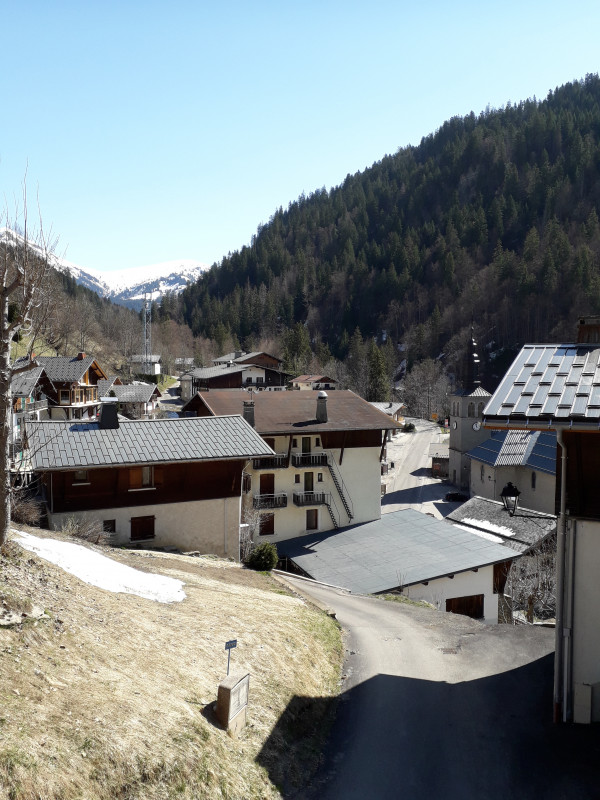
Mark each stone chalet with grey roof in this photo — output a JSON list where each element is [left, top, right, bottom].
[[482, 317, 600, 722], [26, 404, 274, 558], [180, 389, 400, 542]]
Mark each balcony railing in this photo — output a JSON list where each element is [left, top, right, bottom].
[[293, 491, 331, 507], [253, 493, 288, 510], [252, 454, 288, 470], [291, 453, 328, 468]]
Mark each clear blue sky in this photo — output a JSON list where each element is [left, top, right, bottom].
[[1, 1, 599, 273]]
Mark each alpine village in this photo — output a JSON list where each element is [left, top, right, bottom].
[[3, 76, 600, 799]]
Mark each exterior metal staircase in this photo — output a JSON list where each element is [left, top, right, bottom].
[[327, 453, 353, 523]]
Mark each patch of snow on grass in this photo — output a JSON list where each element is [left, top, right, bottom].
[[13, 530, 185, 603]]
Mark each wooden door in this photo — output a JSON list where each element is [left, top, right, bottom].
[[304, 472, 314, 492], [302, 436, 311, 454], [260, 473, 275, 494]]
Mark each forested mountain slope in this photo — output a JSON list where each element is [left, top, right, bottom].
[[173, 75, 600, 385]]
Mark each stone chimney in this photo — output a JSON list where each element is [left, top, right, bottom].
[[243, 399, 255, 427], [576, 316, 600, 343], [316, 391, 328, 423], [99, 400, 119, 430]]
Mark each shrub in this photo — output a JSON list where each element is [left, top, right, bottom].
[[246, 542, 278, 571], [61, 516, 109, 545], [403, 422, 415, 432]]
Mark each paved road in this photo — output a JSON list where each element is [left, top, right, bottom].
[[382, 419, 454, 519], [284, 578, 600, 800]]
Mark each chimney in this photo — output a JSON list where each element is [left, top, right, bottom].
[[316, 390, 328, 423], [576, 316, 600, 343], [99, 400, 119, 430], [77, 352, 86, 360], [243, 399, 255, 427]]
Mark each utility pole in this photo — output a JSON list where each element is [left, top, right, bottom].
[[143, 294, 152, 375]]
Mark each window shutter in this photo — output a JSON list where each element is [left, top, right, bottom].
[[129, 467, 143, 489], [154, 466, 164, 487]]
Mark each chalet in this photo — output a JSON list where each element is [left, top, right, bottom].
[[291, 374, 338, 391], [26, 405, 274, 558], [10, 366, 54, 475], [33, 354, 107, 421], [467, 430, 556, 515], [213, 350, 283, 370], [483, 317, 600, 722], [180, 389, 400, 541], [130, 354, 162, 376], [104, 382, 162, 419]]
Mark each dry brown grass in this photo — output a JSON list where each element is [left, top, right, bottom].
[[0, 528, 342, 799]]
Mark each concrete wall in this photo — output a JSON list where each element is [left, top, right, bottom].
[[569, 519, 600, 722], [249, 435, 382, 542], [48, 496, 242, 559], [469, 461, 556, 515], [401, 564, 499, 624]]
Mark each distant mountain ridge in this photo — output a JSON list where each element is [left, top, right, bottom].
[[0, 228, 209, 310]]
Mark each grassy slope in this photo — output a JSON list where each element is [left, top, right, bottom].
[[0, 531, 342, 799]]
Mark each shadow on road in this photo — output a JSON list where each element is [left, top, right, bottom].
[[258, 654, 600, 800], [382, 484, 450, 506]]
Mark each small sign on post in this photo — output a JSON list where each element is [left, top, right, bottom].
[[225, 639, 237, 675]]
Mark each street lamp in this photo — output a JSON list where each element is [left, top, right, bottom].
[[500, 482, 521, 515]]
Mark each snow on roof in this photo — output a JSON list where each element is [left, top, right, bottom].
[[13, 530, 185, 603]]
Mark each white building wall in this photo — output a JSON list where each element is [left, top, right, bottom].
[[241, 366, 266, 384], [469, 461, 556, 515], [400, 564, 499, 624], [47, 496, 242, 560], [250, 435, 382, 542], [569, 519, 600, 722]]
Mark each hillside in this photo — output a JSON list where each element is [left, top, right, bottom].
[[169, 74, 600, 388], [0, 530, 341, 799]]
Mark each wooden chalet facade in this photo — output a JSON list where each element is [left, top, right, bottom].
[[33, 353, 108, 420], [26, 407, 274, 557]]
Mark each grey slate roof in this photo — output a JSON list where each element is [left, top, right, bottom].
[[36, 355, 98, 383], [484, 343, 600, 425], [190, 364, 247, 379], [446, 496, 556, 554], [26, 416, 274, 471], [278, 508, 518, 594], [109, 383, 161, 403], [11, 367, 46, 398], [98, 377, 119, 396], [467, 430, 556, 475]]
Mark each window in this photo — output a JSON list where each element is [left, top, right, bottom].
[[130, 516, 155, 542], [531, 471, 537, 490], [295, 474, 301, 484], [318, 472, 324, 482], [129, 466, 154, 490], [259, 513, 274, 536], [242, 473, 251, 494], [467, 403, 475, 418], [264, 437, 275, 449], [292, 438, 298, 448], [315, 437, 321, 447], [60, 390, 70, 405], [103, 520, 116, 533], [306, 509, 318, 530], [73, 469, 89, 484], [256, 376, 264, 384]]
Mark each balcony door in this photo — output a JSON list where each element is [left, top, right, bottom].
[[304, 472, 314, 492], [260, 473, 275, 495], [302, 437, 311, 454]]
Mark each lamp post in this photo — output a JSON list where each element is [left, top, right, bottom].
[[500, 482, 520, 515]]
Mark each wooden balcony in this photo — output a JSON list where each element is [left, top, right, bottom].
[[293, 491, 331, 507], [291, 453, 328, 468], [253, 493, 288, 509], [252, 454, 288, 470]]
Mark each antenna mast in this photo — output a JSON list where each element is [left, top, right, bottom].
[[143, 294, 152, 375]]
